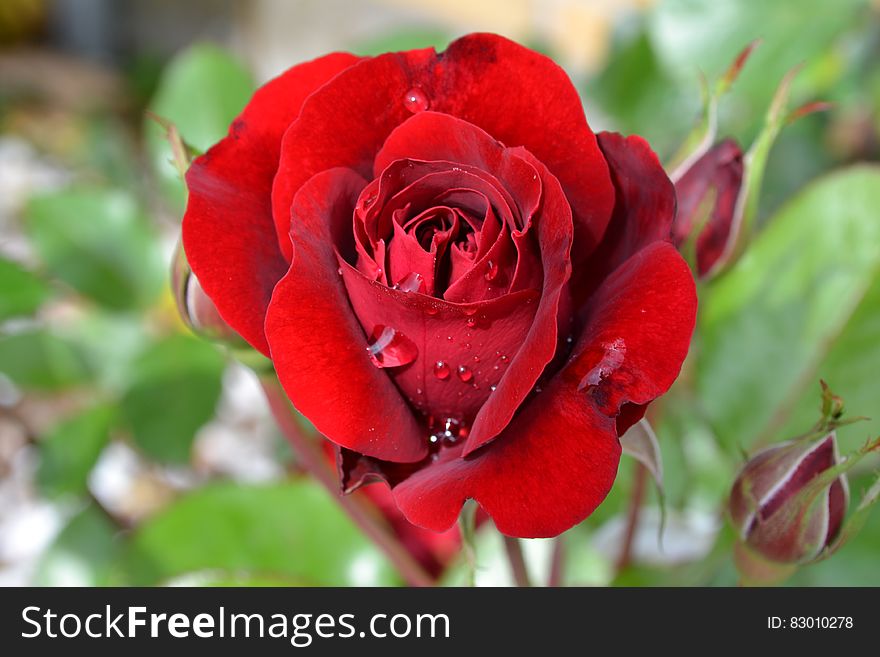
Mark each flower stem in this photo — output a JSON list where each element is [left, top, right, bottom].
[[260, 378, 434, 587], [615, 461, 648, 573], [502, 535, 532, 587]]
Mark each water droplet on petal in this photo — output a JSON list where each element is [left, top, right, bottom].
[[466, 317, 476, 328], [403, 88, 429, 113], [428, 417, 466, 445], [579, 338, 627, 389], [463, 306, 477, 316], [366, 326, 418, 368], [433, 361, 450, 380], [457, 365, 473, 382], [472, 355, 480, 363], [393, 271, 424, 293], [337, 267, 343, 276], [426, 306, 439, 316], [499, 353, 509, 363], [489, 384, 497, 392], [447, 335, 454, 342], [363, 193, 377, 209], [485, 259, 499, 281]]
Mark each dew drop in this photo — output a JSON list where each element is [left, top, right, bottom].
[[393, 271, 424, 293], [433, 361, 451, 380], [429, 417, 466, 445], [426, 306, 439, 316], [463, 306, 478, 316], [578, 338, 627, 389], [472, 355, 480, 363], [366, 326, 418, 368], [403, 88, 429, 113], [485, 259, 499, 281], [489, 384, 497, 392], [466, 317, 476, 328], [499, 353, 509, 363], [447, 335, 454, 342], [337, 267, 343, 276], [457, 365, 473, 382]]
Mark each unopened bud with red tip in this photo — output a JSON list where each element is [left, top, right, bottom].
[[668, 42, 831, 279], [729, 432, 849, 564], [672, 138, 744, 277], [171, 240, 245, 346]]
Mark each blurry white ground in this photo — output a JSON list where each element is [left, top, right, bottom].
[[0, 137, 285, 585]]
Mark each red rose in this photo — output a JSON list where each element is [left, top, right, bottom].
[[183, 33, 697, 538]]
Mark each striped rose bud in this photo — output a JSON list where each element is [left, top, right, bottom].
[[729, 432, 849, 564]]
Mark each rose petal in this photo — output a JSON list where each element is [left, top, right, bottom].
[[389, 372, 622, 538], [356, 158, 527, 301], [387, 242, 695, 536], [271, 33, 612, 261], [374, 112, 542, 230], [572, 242, 696, 420], [183, 52, 361, 356], [339, 260, 541, 422], [573, 132, 676, 307], [265, 167, 428, 463], [462, 148, 574, 456]]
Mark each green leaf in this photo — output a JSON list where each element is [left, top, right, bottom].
[[24, 188, 164, 311], [37, 405, 115, 498], [0, 329, 93, 390], [649, 0, 864, 112], [120, 334, 225, 464], [146, 43, 254, 211], [0, 257, 52, 320], [35, 504, 124, 586], [123, 481, 401, 586], [698, 166, 880, 451]]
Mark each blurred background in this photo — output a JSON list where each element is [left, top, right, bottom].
[[1, 0, 878, 586]]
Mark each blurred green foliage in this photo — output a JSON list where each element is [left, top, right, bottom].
[[1, 0, 878, 588]]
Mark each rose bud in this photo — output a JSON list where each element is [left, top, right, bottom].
[[171, 240, 245, 346], [729, 432, 849, 564], [182, 34, 697, 537], [671, 138, 744, 278]]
